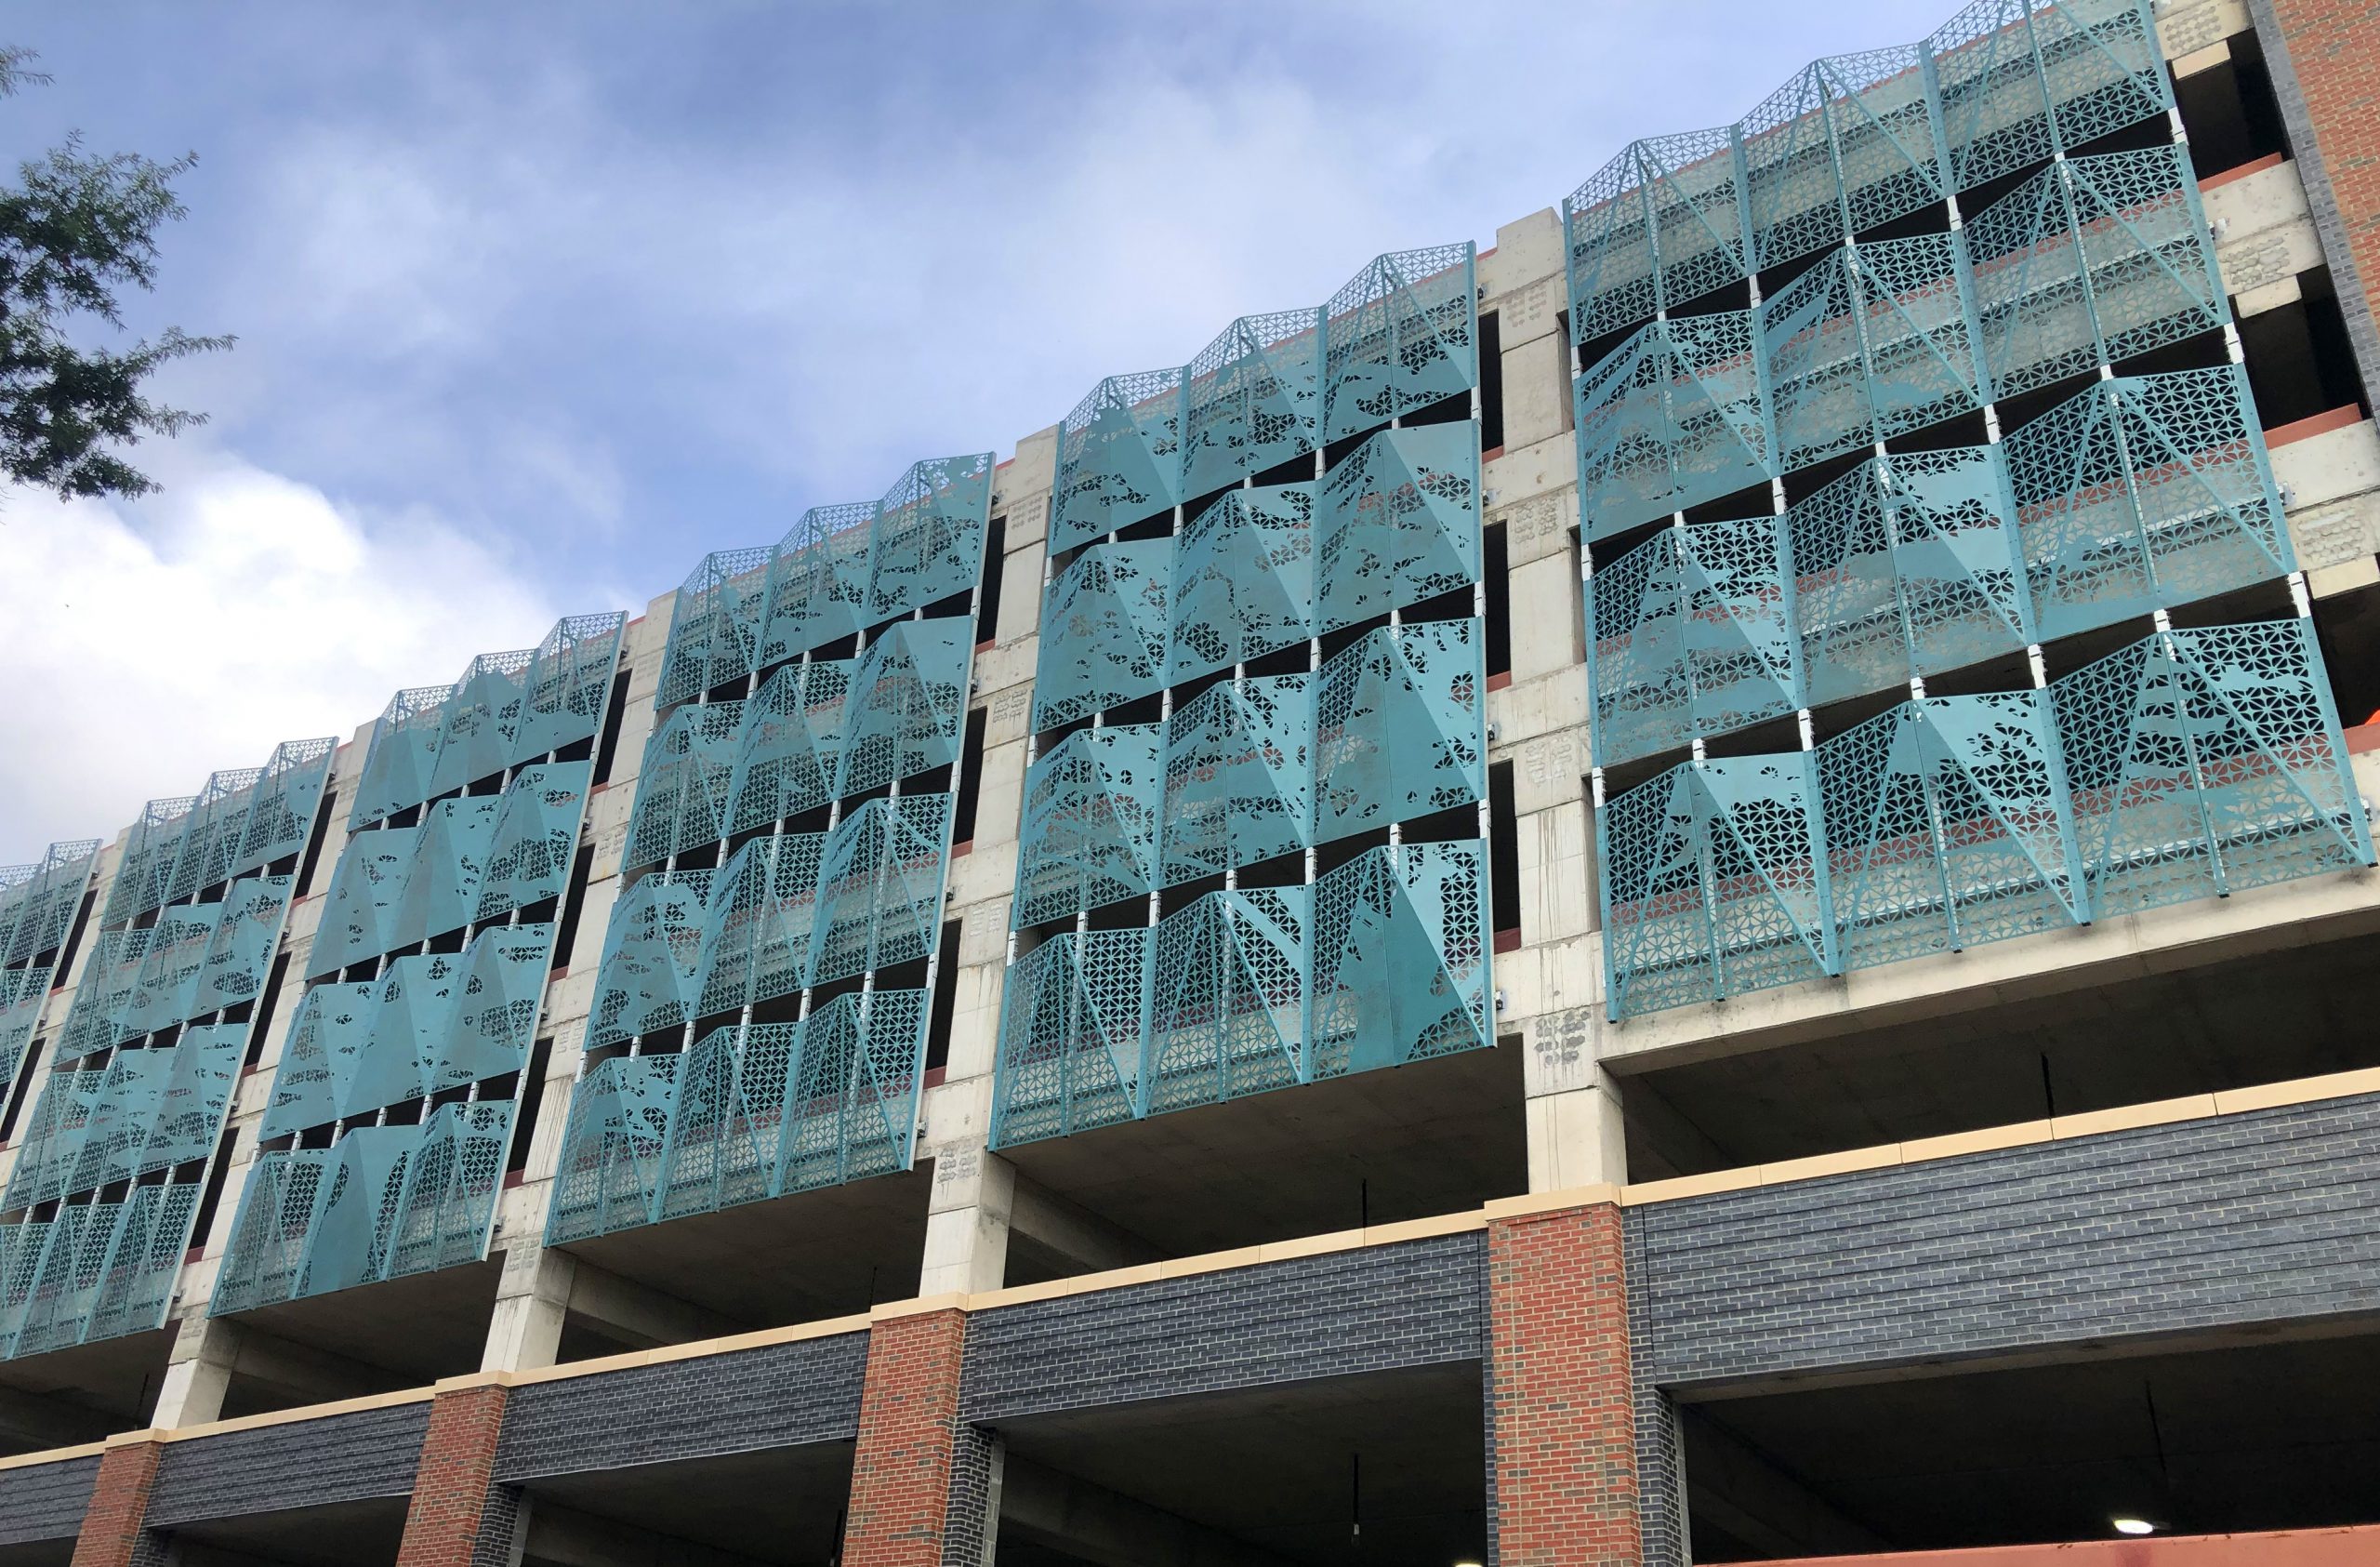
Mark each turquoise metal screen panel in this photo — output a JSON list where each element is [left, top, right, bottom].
[[1160, 676, 1314, 887], [1818, 693, 2087, 969], [104, 798, 196, 929], [1316, 424, 1482, 631], [264, 926, 553, 1136], [835, 618, 972, 798], [474, 763, 591, 922], [60, 877, 291, 1060], [1594, 617, 2370, 1019], [1032, 538, 1172, 730], [381, 1102, 513, 1281], [0, 1184, 199, 1359], [1184, 309, 1323, 498], [1321, 245, 1479, 442], [807, 794, 953, 987], [1742, 48, 1947, 272], [4, 1026, 242, 1209], [1927, 0, 2168, 189], [1761, 232, 1986, 472], [1585, 367, 2287, 766], [586, 870, 711, 1048], [426, 657, 534, 802], [762, 507, 875, 668], [2051, 618, 2373, 916], [102, 740, 335, 924], [658, 549, 773, 711], [315, 764, 591, 975], [1167, 484, 1316, 684], [727, 659, 851, 835], [1015, 726, 1163, 927], [867, 454, 995, 620], [989, 931, 1150, 1146], [212, 1103, 513, 1314], [1584, 518, 1800, 767], [543, 1054, 679, 1242], [1309, 842, 1489, 1080], [990, 841, 1494, 1149], [1560, 1, 2171, 352], [1146, 888, 1310, 1115], [1053, 368, 1186, 553], [1313, 623, 1486, 843], [626, 702, 744, 873], [2005, 365, 2290, 641], [519, 614, 629, 761], [1601, 756, 1836, 1018], [350, 688, 446, 831], [1791, 447, 2034, 711], [0, 965, 53, 1091], [1967, 144, 2225, 398], [691, 832, 826, 1021], [1564, 129, 1752, 345], [547, 991, 925, 1245], [354, 616, 624, 828], [1575, 312, 1771, 538]]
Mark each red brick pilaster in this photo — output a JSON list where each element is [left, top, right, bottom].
[[1487, 1200, 1639, 1567], [70, 1437, 165, 1567], [2268, 0, 2380, 337], [843, 1305, 972, 1567], [395, 1380, 511, 1567]]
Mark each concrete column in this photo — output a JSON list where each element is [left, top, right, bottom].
[[843, 1304, 993, 1566], [480, 1244, 575, 1373], [1484, 1197, 1641, 1567], [919, 1139, 1016, 1296], [394, 1377, 517, 1567], [66, 1435, 166, 1567], [148, 1315, 244, 1430], [1522, 1002, 1630, 1193]]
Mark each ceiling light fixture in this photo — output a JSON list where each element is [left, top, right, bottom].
[[2111, 1519, 2158, 1537]]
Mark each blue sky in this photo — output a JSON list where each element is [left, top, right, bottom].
[[0, 0, 1922, 861]]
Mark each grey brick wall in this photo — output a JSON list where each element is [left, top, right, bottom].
[[0, 1453, 99, 1545], [961, 1233, 1487, 1423], [1629, 1094, 2380, 1391], [493, 1331, 867, 1482], [147, 1403, 430, 1525]]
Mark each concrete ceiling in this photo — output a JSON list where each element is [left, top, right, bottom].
[[165, 1496, 407, 1567], [994, 1361, 1488, 1567], [1686, 1326, 2380, 1560], [1620, 928, 2380, 1176], [1000, 1042, 1526, 1268], [556, 1166, 931, 1331], [522, 1442, 853, 1565]]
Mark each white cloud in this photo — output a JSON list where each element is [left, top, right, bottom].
[[0, 452, 593, 864]]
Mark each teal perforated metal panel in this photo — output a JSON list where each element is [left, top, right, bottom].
[[1015, 726, 1163, 927], [1595, 619, 2372, 1018], [547, 991, 927, 1245], [1321, 246, 1479, 442], [1033, 538, 1172, 731], [1167, 485, 1316, 684], [990, 842, 1493, 1149], [354, 615, 623, 828], [1316, 424, 1482, 631], [1160, 676, 1314, 887], [211, 1100, 514, 1314], [0, 1183, 200, 1358]]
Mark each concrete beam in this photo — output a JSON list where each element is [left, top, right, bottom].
[[523, 1497, 772, 1567], [1682, 1406, 1888, 1560], [1009, 1167, 1162, 1277], [0, 1383, 115, 1449], [1001, 1454, 1294, 1567], [563, 1255, 743, 1350], [227, 1326, 389, 1407]]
